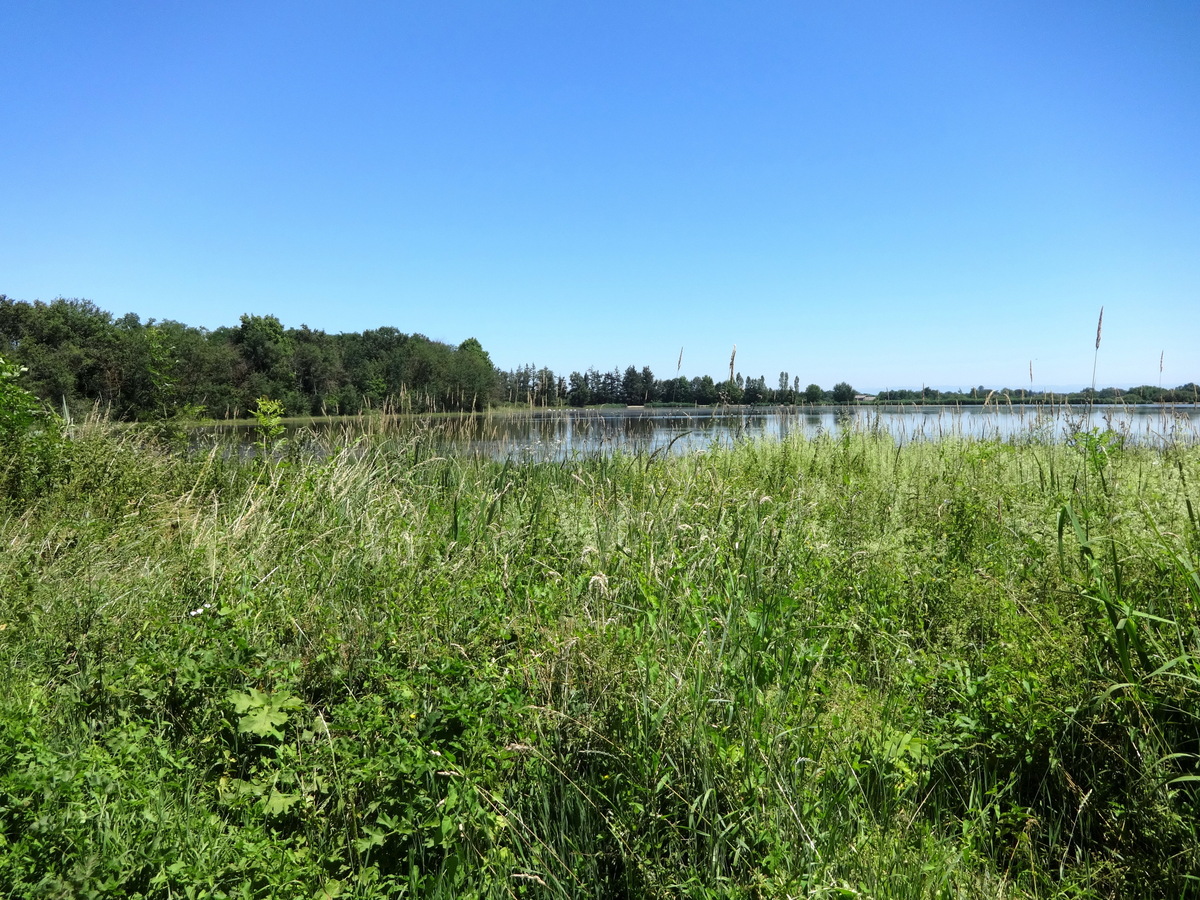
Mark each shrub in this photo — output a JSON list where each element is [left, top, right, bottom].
[[0, 354, 66, 501]]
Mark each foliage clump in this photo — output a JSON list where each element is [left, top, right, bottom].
[[0, 353, 66, 502]]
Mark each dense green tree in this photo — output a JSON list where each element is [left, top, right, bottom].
[[567, 371, 590, 407], [717, 378, 743, 404], [234, 314, 289, 375], [499, 364, 535, 404], [743, 375, 767, 405], [292, 325, 344, 415], [448, 338, 496, 411], [399, 336, 451, 408], [0, 297, 121, 415], [805, 383, 824, 403], [831, 382, 856, 403], [640, 366, 657, 403], [621, 366, 640, 405], [1126, 385, 1165, 403], [174, 323, 239, 416], [1170, 383, 1199, 402], [659, 375, 691, 404], [533, 367, 559, 406], [106, 317, 184, 419], [230, 314, 301, 411], [583, 368, 602, 404], [691, 375, 718, 405], [599, 368, 621, 405]]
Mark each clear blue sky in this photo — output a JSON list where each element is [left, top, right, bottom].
[[3, 1, 1197, 392]]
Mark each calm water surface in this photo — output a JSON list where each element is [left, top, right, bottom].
[[200, 404, 1198, 460]]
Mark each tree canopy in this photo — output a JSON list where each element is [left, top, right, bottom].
[[0, 296, 497, 419]]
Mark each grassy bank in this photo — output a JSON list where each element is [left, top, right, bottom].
[[1, 421, 1198, 898]]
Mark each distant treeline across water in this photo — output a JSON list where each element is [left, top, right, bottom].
[[2, 295, 1196, 420]]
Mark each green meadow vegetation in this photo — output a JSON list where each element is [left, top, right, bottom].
[[1, 373, 1199, 897]]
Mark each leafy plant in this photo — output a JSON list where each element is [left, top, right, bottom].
[[230, 687, 303, 741], [0, 352, 64, 500], [251, 395, 286, 453]]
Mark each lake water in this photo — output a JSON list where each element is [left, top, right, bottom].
[[201, 404, 1199, 460]]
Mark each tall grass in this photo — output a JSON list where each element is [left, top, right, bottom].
[[0, 419, 1197, 898]]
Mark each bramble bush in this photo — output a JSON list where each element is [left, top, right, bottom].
[[0, 353, 66, 502]]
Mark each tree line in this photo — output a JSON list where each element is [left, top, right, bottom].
[[1, 296, 1194, 420], [875, 384, 1200, 404], [0, 297, 497, 419], [559, 366, 857, 407], [0, 296, 862, 419]]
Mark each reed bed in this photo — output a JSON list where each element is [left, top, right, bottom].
[[0, 420, 1198, 898], [186, 402, 1200, 467]]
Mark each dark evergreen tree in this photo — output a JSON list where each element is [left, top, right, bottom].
[[640, 366, 657, 403], [567, 371, 590, 407], [621, 366, 643, 405]]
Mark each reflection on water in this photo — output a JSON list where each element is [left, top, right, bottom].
[[198, 404, 1198, 461]]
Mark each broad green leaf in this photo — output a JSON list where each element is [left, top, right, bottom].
[[239, 706, 290, 739], [263, 788, 300, 816]]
